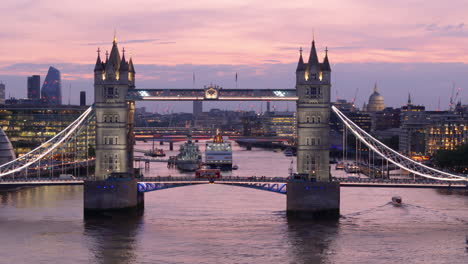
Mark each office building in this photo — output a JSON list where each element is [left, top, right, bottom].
[[0, 82, 5, 105], [27, 75, 41, 100], [80, 91, 86, 106], [41, 66, 62, 105]]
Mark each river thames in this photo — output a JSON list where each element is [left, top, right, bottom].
[[0, 141, 467, 263]]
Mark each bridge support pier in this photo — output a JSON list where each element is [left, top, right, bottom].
[[83, 178, 144, 215], [286, 181, 340, 219], [169, 142, 173, 151]]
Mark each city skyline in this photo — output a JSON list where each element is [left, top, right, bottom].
[[0, 0, 468, 110]]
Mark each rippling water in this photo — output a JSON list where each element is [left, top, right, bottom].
[[0, 142, 467, 264]]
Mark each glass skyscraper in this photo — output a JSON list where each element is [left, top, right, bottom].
[[41, 66, 62, 105]]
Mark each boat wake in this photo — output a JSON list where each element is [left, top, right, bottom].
[[342, 202, 392, 218]]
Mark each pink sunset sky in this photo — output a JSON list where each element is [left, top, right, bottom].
[[1, 0, 468, 111]]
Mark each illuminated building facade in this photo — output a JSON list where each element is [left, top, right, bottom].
[[425, 115, 468, 156], [0, 105, 95, 157], [41, 66, 62, 105], [263, 112, 296, 137]]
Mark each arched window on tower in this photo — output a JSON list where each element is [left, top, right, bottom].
[[306, 116, 310, 123]]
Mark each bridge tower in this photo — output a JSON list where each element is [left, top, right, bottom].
[[287, 39, 340, 218], [84, 37, 143, 214]]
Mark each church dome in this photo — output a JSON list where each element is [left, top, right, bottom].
[[367, 83, 385, 112], [0, 127, 16, 165]]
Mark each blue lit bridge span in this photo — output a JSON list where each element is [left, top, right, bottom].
[[1, 177, 466, 192], [0, 105, 467, 184]]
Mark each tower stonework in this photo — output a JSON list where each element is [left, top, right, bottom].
[[295, 41, 331, 181], [287, 40, 339, 219], [84, 38, 142, 215], [93, 39, 135, 180]]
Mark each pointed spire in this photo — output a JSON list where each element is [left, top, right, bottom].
[[307, 39, 319, 66], [296, 47, 306, 72], [129, 57, 135, 73], [120, 47, 129, 71], [107, 36, 121, 72], [407, 93, 412, 105], [321, 47, 331, 72], [94, 48, 103, 72], [373, 82, 378, 93]]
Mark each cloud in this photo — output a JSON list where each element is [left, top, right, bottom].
[[262, 59, 281, 63], [82, 38, 160, 46], [421, 22, 468, 36]]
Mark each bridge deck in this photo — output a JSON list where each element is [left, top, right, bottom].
[[1, 177, 466, 189]]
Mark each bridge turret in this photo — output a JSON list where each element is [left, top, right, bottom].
[[128, 57, 135, 87], [321, 47, 331, 83], [119, 49, 129, 83], [295, 38, 331, 182], [94, 49, 104, 84], [94, 37, 134, 180], [296, 48, 306, 83]]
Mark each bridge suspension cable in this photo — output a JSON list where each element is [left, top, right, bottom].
[[0, 106, 94, 178], [332, 106, 467, 182]]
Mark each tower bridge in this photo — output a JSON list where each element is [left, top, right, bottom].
[[0, 37, 466, 219], [89, 37, 337, 217]]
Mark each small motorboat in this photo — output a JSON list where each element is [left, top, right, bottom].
[[391, 196, 402, 206], [232, 165, 239, 170]]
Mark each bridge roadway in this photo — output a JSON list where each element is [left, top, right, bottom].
[[1, 177, 466, 191]]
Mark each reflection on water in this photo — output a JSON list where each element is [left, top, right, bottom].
[[0, 143, 466, 263], [286, 217, 339, 264], [84, 213, 143, 264]]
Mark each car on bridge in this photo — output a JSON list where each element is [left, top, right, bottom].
[[195, 168, 221, 179]]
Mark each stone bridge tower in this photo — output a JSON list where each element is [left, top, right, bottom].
[[295, 40, 331, 181], [93, 38, 135, 180], [287, 39, 339, 219], [84, 37, 142, 215]]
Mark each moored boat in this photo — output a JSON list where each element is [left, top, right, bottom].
[[175, 134, 202, 171], [345, 163, 360, 173], [336, 162, 345, 170], [205, 131, 233, 170]]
